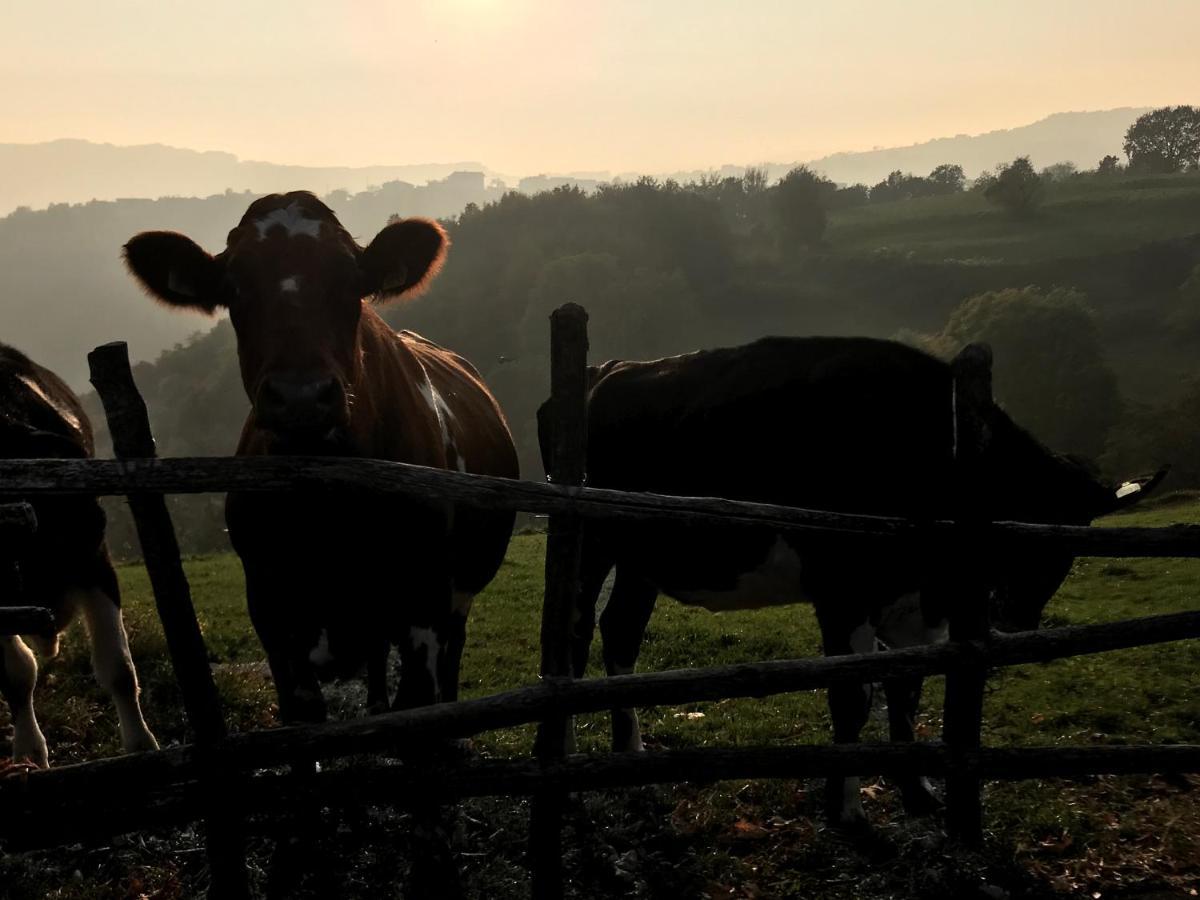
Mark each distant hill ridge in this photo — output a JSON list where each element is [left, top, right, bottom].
[[0, 139, 492, 216], [0, 108, 1151, 214]]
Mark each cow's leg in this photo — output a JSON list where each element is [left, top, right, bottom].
[[559, 538, 614, 753], [598, 568, 657, 753], [245, 564, 326, 725], [394, 571, 455, 711], [366, 637, 390, 714], [439, 592, 474, 705], [0, 635, 48, 767], [76, 583, 158, 754], [817, 606, 877, 828], [884, 675, 942, 815]]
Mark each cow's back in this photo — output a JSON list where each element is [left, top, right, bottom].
[[585, 336, 955, 517]]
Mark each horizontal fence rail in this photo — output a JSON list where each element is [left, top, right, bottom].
[[4, 605, 1199, 845], [0, 456, 1197, 557], [7, 741, 1200, 850]]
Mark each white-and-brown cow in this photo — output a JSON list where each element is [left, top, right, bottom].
[[0, 344, 157, 766], [123, 191, 518, 723]]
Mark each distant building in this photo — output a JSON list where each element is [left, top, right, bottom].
[[517, 175, 602, 195]]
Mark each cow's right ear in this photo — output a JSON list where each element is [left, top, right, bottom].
[[123, 231, 224, 314]]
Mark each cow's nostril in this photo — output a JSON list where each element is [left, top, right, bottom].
[[315, 378, 340, 406], [260, 378, 287, 412]]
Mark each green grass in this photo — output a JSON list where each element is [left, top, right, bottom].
[[827, 172, 1200, 264], [5, 498, 1200, 897]]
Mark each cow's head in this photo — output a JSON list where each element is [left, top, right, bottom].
[[984, 420, 1167, 631], [124, 192, 448, 449]]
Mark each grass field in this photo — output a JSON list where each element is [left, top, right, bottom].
[[4, 497, 1200, 898], [826, 172, 1200, 264]]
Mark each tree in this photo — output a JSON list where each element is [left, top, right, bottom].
[[921, 286, 1120, 458], [770, 166, 832, 248], [984, 156, 1044, 217], [1096, 154, 1123, 176], [1040, 161, 1077, 182], [927, 163, 966, 194], [1123, 105, 1200, 174]]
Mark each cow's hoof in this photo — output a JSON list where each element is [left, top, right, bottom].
[[282, 688, 328, 725], [899, 777, 944, 818], [12, 733, 49, 770]]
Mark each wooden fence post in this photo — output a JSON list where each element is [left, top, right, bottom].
[[530, 303, 589, 900], [943, 342, 994, 846], [88, 342, 249, 900]]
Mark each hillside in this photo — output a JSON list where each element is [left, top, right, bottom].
[[1, 109, 1147, 216], [804, 108, 1148, 185], [80, 169, 1200, 557], [0, 139, 494, 217], [0, 178, 503, 389]]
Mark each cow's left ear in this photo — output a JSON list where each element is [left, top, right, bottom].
[[358, 218, 449, 302], [1111, 466, 1169, 510], [123, 231, 225, 314]]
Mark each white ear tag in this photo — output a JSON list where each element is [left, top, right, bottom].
[[1115, 482, 1142, 499]]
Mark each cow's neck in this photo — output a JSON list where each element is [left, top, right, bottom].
[[346, 306, 444, 466]]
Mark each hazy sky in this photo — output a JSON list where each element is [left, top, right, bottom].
[[3, 1, 1198, 173]]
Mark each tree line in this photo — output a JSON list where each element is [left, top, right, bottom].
[[79, 106, 1200, 557]]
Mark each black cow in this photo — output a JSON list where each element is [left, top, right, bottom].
[[0, 344, 158, 766], [538, 336, 1160, 827]]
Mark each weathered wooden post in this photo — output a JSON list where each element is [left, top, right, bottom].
[[942, 342, 994, 846], [88, 341, 249, 900], [530, 303, 589, 900]]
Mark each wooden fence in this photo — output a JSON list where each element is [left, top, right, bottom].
[[1, 304, 1199, 900]]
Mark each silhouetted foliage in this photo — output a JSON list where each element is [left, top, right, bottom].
[[1040, 161, 1077, 182], [920, 286, 1120, 458], [927, 164, 966, 193], [1097, 154, 1123, 176], [769, 166, 831, 249], [984, 157, 1044, 217], [828, 184, 870, 209], [1104, 378, 1200, 489], [869, 164, 964, 202], [1123, 106, 1200, 174]]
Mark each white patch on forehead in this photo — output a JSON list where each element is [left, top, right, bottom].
[[671, 536, 809, 611], [279, 275, 300, 293], [255, 202, 322, 240], [876, 591, 948, 649]]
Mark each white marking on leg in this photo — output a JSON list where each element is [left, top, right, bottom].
[[279, 275, 300, 293], [255, 202, 322, 240], [75, 588, 158, 754], [608, 662, 644, 751], [596, 569, 617, 620], [308, 628, 333, 668], [1, 636, 48, 767], [409, 626, 440, 700]]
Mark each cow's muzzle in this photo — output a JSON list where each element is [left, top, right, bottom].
[[256, 373, 348, 439]]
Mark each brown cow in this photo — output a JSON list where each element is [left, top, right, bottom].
[[123, 192, 519, 722], [0, 343, 158, 766]]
